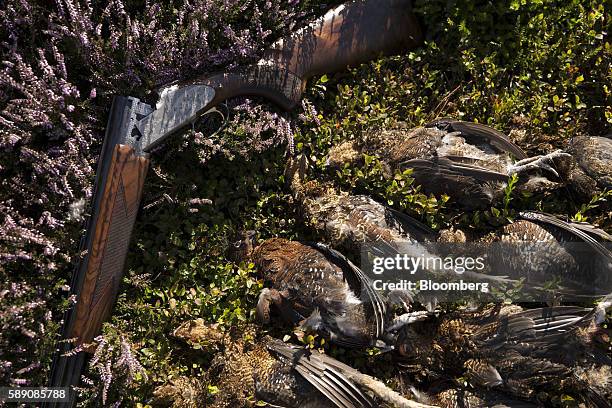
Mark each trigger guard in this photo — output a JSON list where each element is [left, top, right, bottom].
[[201, 106, 224, 121], [191, 104, 230, 137]]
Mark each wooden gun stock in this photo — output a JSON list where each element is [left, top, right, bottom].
[[46, 97, 150, 406], [265, 0, 422, 80], [139, 0, 422, 152], [199, 0, 422, 111], [69, 145, 148, 345]]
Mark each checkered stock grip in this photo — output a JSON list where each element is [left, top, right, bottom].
[[47, 143, 148, 406], [68, 144, 149, 345]]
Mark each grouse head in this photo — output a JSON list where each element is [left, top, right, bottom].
[[228, 229, 257, 261]]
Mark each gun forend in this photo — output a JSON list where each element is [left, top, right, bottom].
[[68, 144, 148, 345]]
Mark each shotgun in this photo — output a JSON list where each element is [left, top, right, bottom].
[[46, 0, 422, 405]]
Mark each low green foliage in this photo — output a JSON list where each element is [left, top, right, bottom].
[[333, 154, 449, 228], [572, 189, 612, 222]]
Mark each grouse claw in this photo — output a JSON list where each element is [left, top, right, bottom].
[[388, 311, 431, 332], [509, 150, 572, 178]]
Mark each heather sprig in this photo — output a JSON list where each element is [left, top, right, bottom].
[[79, 333, 147, 406], [0, 282, 55, 386], [47, 0, 311, 91]]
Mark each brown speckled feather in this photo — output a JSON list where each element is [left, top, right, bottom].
[[325, 121, 538, 209], [252, 238, 386, 347], [568, 136, 612, 189], [166, 321, 377, 408], [476, 212, 612, 296], [296, 186, 434, 256], [395, 302, 611, 406]]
